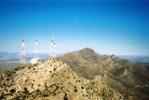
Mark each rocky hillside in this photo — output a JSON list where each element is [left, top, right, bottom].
[[59, 48, 149, 100], [0, 58, 123, 100]]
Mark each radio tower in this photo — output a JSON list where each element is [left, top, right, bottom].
[[31, 38, 39, 64], [51, 37, 56, 58], [34, 38, 38, 60], [21, 38, 26, 64]]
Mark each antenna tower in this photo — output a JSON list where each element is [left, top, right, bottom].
[[21, 38, 26, 64], [51, 37, 56, 58], [34, 38, 38, 59]]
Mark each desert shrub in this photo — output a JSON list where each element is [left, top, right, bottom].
[[53, 92, 56, 95], [44, 83, 47, 88], [43, 93, 49, 97], [24, 88, 29, 94], [81, 86, 84, 89], [56, 85, 59, 89], [74, 88, 77, 92], [0, 95, 4, 100], [74, 86, 77, 92], [10, 89, 16, 93], [54, 68, 56, 71], [64, 93, 68, 100], [3, 83, 6, 86]]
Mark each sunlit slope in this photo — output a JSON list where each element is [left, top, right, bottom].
[[0, 58, 123, 100]]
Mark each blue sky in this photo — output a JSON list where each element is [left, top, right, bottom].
[[0, 0, 149, 55]]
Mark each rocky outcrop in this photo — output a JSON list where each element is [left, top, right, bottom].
[[0, 58, 123, 100]]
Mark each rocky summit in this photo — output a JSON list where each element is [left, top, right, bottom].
[[0, 58, 123, 100]]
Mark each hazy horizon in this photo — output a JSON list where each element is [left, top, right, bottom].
[[0, 50, 149, 72], [0, 50, 149, 56]]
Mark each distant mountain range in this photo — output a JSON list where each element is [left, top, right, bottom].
[[59, 48, 149, 100], [0, 53, 50, 71], [118, 55, 149, 64]]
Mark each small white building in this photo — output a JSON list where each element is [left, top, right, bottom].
[[31, 58, 40, 64]]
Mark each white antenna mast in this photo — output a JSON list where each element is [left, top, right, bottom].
[[21, 38, 26, 64], [31, 37, 40, 64], [34, 38, 38, 59], [50, 36, 56, 58]]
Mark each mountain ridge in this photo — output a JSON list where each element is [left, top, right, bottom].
[[0, 58, 123, 100], [59, 47, 149, 100]]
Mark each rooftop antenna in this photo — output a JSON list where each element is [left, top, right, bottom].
[[21, 38, 26, 64], [50, 36, 56, 58]]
